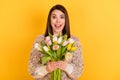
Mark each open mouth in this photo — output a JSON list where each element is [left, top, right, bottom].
[[54, 24, 62, 29]]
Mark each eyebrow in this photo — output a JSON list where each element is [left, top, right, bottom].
[[51, 14, 65, 16]]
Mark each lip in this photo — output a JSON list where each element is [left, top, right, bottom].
[[54, 24, 62, 28]]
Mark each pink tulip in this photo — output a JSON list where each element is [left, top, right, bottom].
[[45, 40, 52, 46], [45, 36, 52, 45], [45, 36, 50, 41], [53, 45, 59, 50]]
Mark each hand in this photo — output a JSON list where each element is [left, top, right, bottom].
[[46, 61, 68, 72], [46, 61, 57, 72], [57, 61, 67, 70]]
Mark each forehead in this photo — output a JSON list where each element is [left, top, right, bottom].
[[51, 9, 64, 15]]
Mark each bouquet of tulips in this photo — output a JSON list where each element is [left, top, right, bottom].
[[34, 33, 77, 80]]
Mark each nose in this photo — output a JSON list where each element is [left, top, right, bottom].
[[56, 18, 60, 23]]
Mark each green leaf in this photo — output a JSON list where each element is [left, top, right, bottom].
[[41, 40, 45, 46], [62, 46, 67, 54], [63, 34, 67, 40], [42, 56, 51, 65], [56, 45, 62, 59], [48, 32, 53, 37], [45, 51, 52, 56], [38, 46, 43, 52], [52, 51, 57, 60]]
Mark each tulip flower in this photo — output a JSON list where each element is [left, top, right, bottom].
[[67, 43, 72, 50], [57, 37, 63, 44], [34, 43, 40, 50], [70, 47, 77, 51], [43, 46, 49, 52], [53, 36, 57, 42], [68, 38, 74, 44], [53, 45, 59, 50], [65, 52, 73, 61], [62, 40, 68, 46]]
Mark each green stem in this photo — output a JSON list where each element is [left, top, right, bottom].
[[50, 71, 54, 80], [57, 69, 59, 80], [54, 69, 57, 80], [57, 68, 62, 80]]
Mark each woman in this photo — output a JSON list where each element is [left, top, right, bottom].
[[28, 4, 84, 80]]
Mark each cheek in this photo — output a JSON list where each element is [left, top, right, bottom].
[[51, 18, 56, 23], [62, 20, 65, 26], [50, 20, 55, 27], [62, 19, 65, 24]]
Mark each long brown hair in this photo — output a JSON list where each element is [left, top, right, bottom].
[[45, 4, 71, 38]]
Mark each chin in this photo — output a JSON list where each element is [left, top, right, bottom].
[[57, 30, 63, 32]]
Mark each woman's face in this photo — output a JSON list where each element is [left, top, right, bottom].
[[50, 9, 65, 35]]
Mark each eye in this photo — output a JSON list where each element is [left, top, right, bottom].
[[51, 15, 56, 19], [60, 15, 65, 19]]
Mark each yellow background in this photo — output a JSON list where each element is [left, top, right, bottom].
[[0, 0, 120, 80]]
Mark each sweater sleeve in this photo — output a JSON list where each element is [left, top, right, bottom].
[[28, 35, 49, 79], [65, 37, 84, 80]]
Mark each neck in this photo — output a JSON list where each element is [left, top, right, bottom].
[[53, 31, 62, 36]]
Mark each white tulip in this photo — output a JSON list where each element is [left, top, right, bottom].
[[57, 37, 63, 44], [53, 36, 57, 42], [65, 52, 73, 61], [62, 40, 68, 46], [68, 38, 74, 44], [34, 43, 40, 50], [43, 46, 49, 52]]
